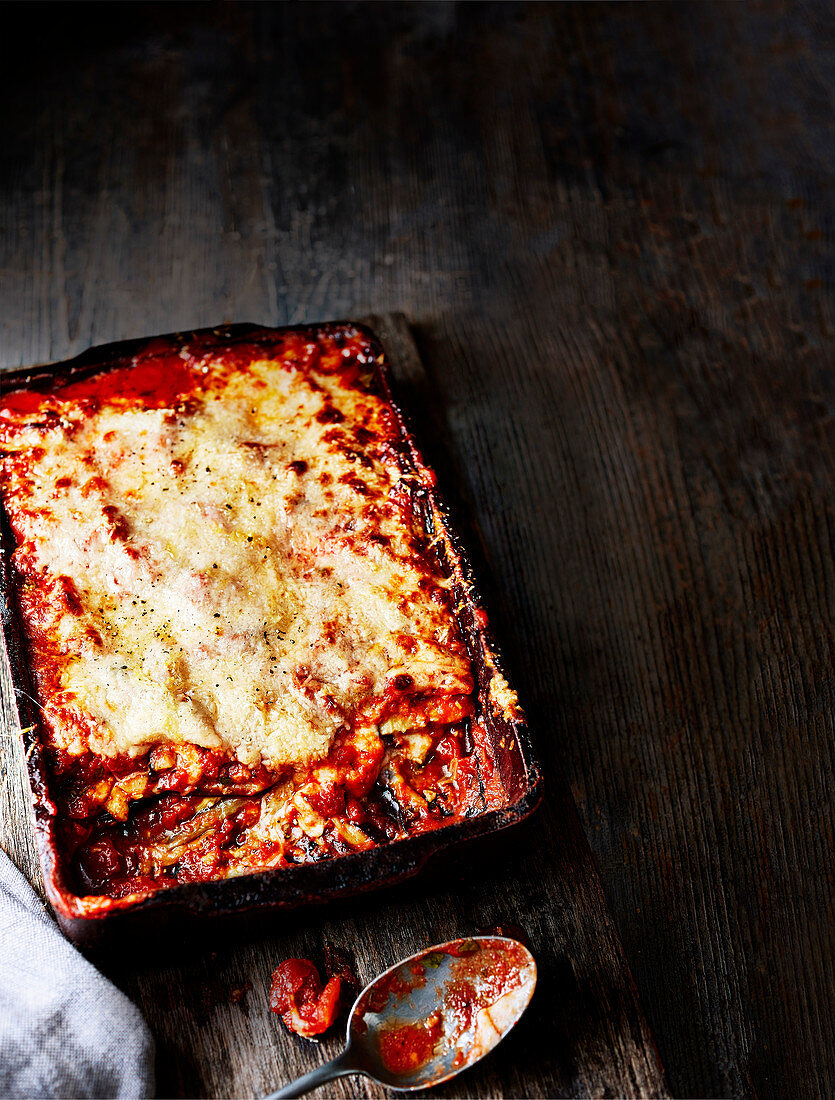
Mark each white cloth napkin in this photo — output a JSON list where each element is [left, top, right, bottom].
[[0, 849, 154, 1099]]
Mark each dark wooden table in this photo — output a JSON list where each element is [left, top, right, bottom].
[[0, 4, 832, 1098]]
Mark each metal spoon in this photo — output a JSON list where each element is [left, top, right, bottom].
[[266, 935, 537, 1098]]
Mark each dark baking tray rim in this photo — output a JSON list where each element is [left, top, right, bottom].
[[0, 321, 543, 947]]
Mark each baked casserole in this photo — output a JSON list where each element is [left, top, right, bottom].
[[0, 324, 532, 919]]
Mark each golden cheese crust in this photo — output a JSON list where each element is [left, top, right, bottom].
[[0, 329, 473, 772]]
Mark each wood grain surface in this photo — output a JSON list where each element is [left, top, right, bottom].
[[0, 3, 832, 1098]]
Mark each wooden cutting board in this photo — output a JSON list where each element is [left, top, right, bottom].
[[0, 313, 668, 1099]]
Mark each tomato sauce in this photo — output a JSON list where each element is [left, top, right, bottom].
[[378, 1015, 443, 1075]]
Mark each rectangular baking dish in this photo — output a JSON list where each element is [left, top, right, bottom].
[[0, 322, 542, 947]]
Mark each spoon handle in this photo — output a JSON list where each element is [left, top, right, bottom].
[[265, 1047, 363, 1099]]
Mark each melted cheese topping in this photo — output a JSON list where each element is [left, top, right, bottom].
[[0, 334, 472, 769]]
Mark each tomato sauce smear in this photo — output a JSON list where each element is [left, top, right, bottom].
[[353, 938, 534, 1080]]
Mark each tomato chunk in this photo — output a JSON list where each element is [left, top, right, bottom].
[[76, 836, 125, 892], [269, 958, 343, 1038]]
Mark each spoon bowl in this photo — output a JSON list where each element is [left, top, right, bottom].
[[267, 936, 537, 1098]]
